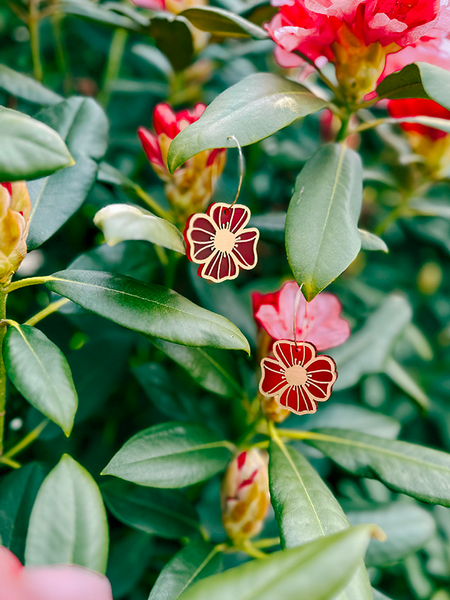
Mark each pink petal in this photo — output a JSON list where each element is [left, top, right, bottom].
[[24, 566, 113, 600], [259, 357, 288, 396], [232, 229, 259, 270]]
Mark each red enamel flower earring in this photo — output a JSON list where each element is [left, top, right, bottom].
[[259, 286, 338, 415], [184, 136, 259, 283]]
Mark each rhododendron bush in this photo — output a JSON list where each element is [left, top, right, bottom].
[[2, 0, 450, 598]]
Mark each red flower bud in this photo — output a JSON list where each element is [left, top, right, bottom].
[[0, 181, 31, 284]]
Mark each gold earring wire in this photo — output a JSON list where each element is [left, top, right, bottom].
[[226, 135, 245, 209]]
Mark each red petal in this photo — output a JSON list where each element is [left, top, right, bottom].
[[277, 385, 317, 414], [272, 340, 295, 368], [184, 215, 217, 263], [305, 356, 337, 401], [293, 342, 317, 367], [201, 251, 238, 282], [0, 182, 12, 195], [232, 229, 259, 269], [138, 128, 164, 167], [259, 357, 288, 396], [153, 103, 179, 138]]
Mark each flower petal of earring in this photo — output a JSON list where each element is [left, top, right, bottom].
[[258, 285, 338, 415], [183, 136, 259, 283]]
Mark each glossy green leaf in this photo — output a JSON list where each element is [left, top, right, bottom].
[[0, 463, 45, 562], [107, 531, 154, 600], [151, 338, 243, 397], [384, 358, 430, 411], [102, 422, 232, 488], [102, 480, 201, 539], [25, 454, 109, 573], [3, 324, 78, 435], [180, 7, 268, 39], [269, 442, 372, 600], [46, 270, 250, 352], [27, 97, 108, 249], [177, 525, 377, 600], [372, 590, 393, 600], [304, 428, 450, 507], [0, 64, 62, 105], [376, 62, 450, 110], [359, 229, 388, 253], [59, 0, 143, 31], [168, 73, 327, 172], [0, 106, 73, 181], [285, 144, 363, 301], [149, 15, 194, 72], [149, 540, 222, 600], [348, 502, 435, 566], [94, 204, 185, 254], [330, 294, 412, 390]]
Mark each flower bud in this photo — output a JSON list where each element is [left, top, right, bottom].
[[221, 449, 270, 544], [138, 103, 226, 224], [0, 181, 31, 284]]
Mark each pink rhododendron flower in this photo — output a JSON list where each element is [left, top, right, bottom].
[[0, 546, 113, 600], [184, 203, 259, 282], [259, 340, 337, 415], [138, 103, 226, 222], [266, 0, 449, 99], [252, 281, 350, 351]]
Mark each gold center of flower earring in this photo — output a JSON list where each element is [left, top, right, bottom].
[[214, 228, 236, 254], [284, 364, 308, 387]]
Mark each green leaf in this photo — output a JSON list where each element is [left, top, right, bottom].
[[94, 204, 185, 254], [168, 73, 327, 172], [59, 0, 144, 31], [0, 64, 63, 105], [330, 294, 412, 390], [269, 442, 372, 600], [27, 97, 108, 250], [102, 422, 232, 488], [286, 143, 363, 301], [348, 502, 435, 566], [0, 106, 73, 181], [304, 428, 450, 507], [149, 15, 194, 72], [376, 62, 450, 110], [177, 525, 377, 600], [0, 463, 45, 562], [46, 270, 250, 352], [384, 358, 430, 411], [102, 479, 201, 539], [180, 7, 268, 39], [149, 540, 222, 600], [107, 531, 154, 600], [151, 338, 243, 397], [372, 590, 393, 600], [25, 454, 109, 573], [387, 115, 450, 134], [3, 324, 78, 436], [359, 229, 388, 253], [250, 212, 286, 244]]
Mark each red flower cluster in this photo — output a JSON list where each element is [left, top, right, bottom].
[[266, 0, 450, 99], [138, 104, 226, 223]]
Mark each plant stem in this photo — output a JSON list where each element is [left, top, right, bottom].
[[29, 0, 43, 82], [2, 419, 48, 460], [0, 292, 7, 456], [98, 28, 128, 107], [240, 540, 268, 559], [0, 456, 21, 469], [5, 276, 55, 293], [252, 537, 280, 549], [134, 185, 175, 222], [25, 298, 70, 326], [51, 12, 71, 95], [293, 50, 343, 101]]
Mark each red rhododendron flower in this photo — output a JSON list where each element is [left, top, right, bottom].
[[252, 281, 350, 351], [259, 340, 337, 415], [388, 98, 450, 139], [0, 546, 113, 600], [184, 203, 259, 282]]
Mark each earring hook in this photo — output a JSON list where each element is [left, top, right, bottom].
[[227, 135, 245, 209]]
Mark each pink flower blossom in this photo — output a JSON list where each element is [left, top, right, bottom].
[[0, 547, 113, 600], [252, 281, 350, 351], [259, 340, 337, 415], [388, 98, 450, 139], [184, 203, 259, 282]]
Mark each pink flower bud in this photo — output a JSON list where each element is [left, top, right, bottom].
[[221, 449, 270, 543], [138, 103, 226, 223], [0, 181, 31, 284]]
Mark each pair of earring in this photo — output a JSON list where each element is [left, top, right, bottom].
[[183, 138, 337, 415]]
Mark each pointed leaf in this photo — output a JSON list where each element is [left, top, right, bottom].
[[168, 73, 327, 172], [102, 480, 201, 539], [103, 422, 232, 488], [384, 358, 430, 410], [3, 324, 78, 435], [180, 7, 268, 39], [285, 144, 363, 300], [177, 525, 377, 600], [359, 229, 388, 252], [0, 106, 72, 181], [25, 454, 109, 573], [0, 64, 62, 105], [45, 270, 250, 352], [94, 204, 185, 254], [269, 442, 372, 600], [304, 428, 450, 507], [27, 97, 108, 249], [149, 540, 222, 600]]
